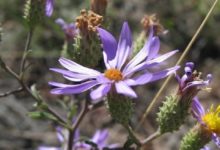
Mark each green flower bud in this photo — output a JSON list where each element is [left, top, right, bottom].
[[180, 125, 211, 150], [107, 93, 134, 125], [157, 95, 190, 134]]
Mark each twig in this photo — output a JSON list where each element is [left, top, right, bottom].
[[20, 29, 33, 76], [0, 57, 67, 126], [136, 0, 219, 130], [0, 87, 23, 97], [141, 130, 161, 145], [67, 99, 89, 150]]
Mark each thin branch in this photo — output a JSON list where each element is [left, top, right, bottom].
[[72, 99, 89, 131], [67, 99, 89, 150], [20, 29, 33, 76], [0, 57, 67, 126], [124, 124, 141, 147], [0, 87, 23, 97], [141, 130, 161, 145], [136, 0, 219, 130]]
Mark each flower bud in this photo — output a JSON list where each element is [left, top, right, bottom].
[[157, 62, 212, 134], [107, 93, 134, 125], [180, 125, 211, 150]]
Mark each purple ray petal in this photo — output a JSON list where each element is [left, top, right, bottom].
[[45, 0, 54, 17], [115, 22, 132, 69], [123, 38, 151, 73], [212, 133, 220, 148], [183, 80, 209, 92], [56, 127, 64, 142], [128, 73, 153, 86], [123, 50, 178, 77], [50, 68, 94, 82], [91, 130, 108, 148], [115, 81, 137, 98], [191, 97, 205, 122], [38, 146, 60, 150], [148, 66, 180, 83], [55, 18, 66, 27], [124, 35, 159, 72], [123, 28, 155, 72], [97, 27, 117, 68], [59, 57, 101, 76], [96, 75, 111, 84], [147, 36, 160, 60], [50, 80, 99, 95], [90, 84, 111, 100]]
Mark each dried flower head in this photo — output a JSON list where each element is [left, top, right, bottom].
[[90, 0, 108, 15], [76, 9, 103, 34], [141, 14, 164, 35]]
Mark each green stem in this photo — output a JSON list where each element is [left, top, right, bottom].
[[20, 29, 33, 77], [136, 0, 219, 130]]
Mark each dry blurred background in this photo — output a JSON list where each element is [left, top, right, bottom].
[[0, 0, 220, 149]]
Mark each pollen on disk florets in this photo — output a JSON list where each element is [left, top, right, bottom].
[[104, 69, 123, 81], [202, 105, 220, 135]]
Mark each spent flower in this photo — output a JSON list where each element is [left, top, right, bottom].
[[49, 22, 179, 101]]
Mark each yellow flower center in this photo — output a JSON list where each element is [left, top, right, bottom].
[[202, 105, 220, 135], [104, 69, 123, 81]]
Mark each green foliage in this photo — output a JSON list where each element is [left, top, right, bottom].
[[157, 95, 190, 134], [180, 126, 211, 150], [28, 111, 57, 121]]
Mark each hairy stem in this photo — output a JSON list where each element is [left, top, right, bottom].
[[136, 0, 219, 130]]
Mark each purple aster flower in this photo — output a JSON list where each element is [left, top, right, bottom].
[[176, 62, 212, 95], [192, 97, 220, 148], [55, 18, 79, 40], [45, 0, 54, 17], [49, 22, 179, 100]]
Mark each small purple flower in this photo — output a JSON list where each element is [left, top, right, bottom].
[[45, 0, 54, 17], [49, 22, 179, 100], [38, 129, 116, 150], [55, 18, 79, 40], [176, 62, 212, 95], [192, 97, 220, 148]]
